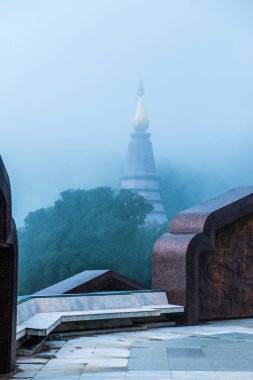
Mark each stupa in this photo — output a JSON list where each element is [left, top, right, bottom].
[[121, 81, 167, 224]]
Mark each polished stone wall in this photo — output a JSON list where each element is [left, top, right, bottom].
[[0, 157, 18, 374], [200, 213, 253, 320], [152, 187, 253, 325]]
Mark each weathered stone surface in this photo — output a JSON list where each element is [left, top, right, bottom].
[[200, 213, 253, 320], [152, 187, 253, 325], [16, 291, 183, 340], [11, 318, 253, 379], [0, 156, 18, 374]]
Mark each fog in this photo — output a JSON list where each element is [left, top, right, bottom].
[[1, 0, 253, 226]]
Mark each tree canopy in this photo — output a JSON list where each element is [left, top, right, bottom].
[[18, 187, 167, 295]]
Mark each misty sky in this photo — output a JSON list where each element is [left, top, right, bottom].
[[1, 0, 253, 225]]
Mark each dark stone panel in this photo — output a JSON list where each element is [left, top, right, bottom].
[[199, 213, 253, 320], [0, 246, 17, 374], [0, 195, 6, 242], [0, 157, 18, 374], [152, 187, 253, 325]]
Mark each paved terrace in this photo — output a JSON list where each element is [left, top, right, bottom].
[[1, 318, 253, 380]]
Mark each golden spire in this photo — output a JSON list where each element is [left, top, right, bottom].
[[132, 80, 149, 131]]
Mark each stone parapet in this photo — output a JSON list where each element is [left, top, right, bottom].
[[152, 187, 253, 325]]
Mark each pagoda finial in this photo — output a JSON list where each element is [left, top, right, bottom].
[[133, 80, 149, 131], [137, 79, 145, 97]]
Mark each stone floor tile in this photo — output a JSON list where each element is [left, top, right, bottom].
[[11, 372, 37, 379], [40, 359, 84, 373], [16, 364, 44, 372], [93, 348, 129, 358], [34, 373, 79, 380], [16, 358, 48, 364], [49, 356, 90, 364], [83, 357, 128, 372], [128, 344, 169, 371], [204, 354, 253, 372], [55, 346, 95, 359], [96, 343, 131, 350], [126, 370, 171, 379], [79, 372, 126, 379], [9, 319, 253, 379], [80, 377, 124, 380], [169, 358, 212, 372], [216, 372, 253, 380], [171, 371, 218, 379]]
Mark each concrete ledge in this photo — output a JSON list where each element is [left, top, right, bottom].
[[16, 291, 184, 341]]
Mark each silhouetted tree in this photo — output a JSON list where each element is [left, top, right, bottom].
[[18, 187, 166, 294]]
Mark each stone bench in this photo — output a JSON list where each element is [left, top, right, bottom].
[[17, 291, 184, 340]]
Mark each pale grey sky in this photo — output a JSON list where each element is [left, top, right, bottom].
[[1, 0, 253, 225]]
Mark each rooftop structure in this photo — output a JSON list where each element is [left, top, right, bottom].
[[34, 269, 147, 296], [121, 81, 168, 224]]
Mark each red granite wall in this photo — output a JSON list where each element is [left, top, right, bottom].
[[199, 213, 253, 320], [0, 192, 6, 243], [0, 159, 18, 374]]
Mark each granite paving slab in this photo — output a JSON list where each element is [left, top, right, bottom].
[[126, 370, 171, 379], [12, 372, 37, 379], [79, 372, 126, 378], [6, 318, 253, 379], [167, 346, 212, 371], [41, 359, 85, 372], [128, 341, 170, 371], [34, 374, 79, 380], [171, 371, 218, 379], [216, 372, 253, 379]]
